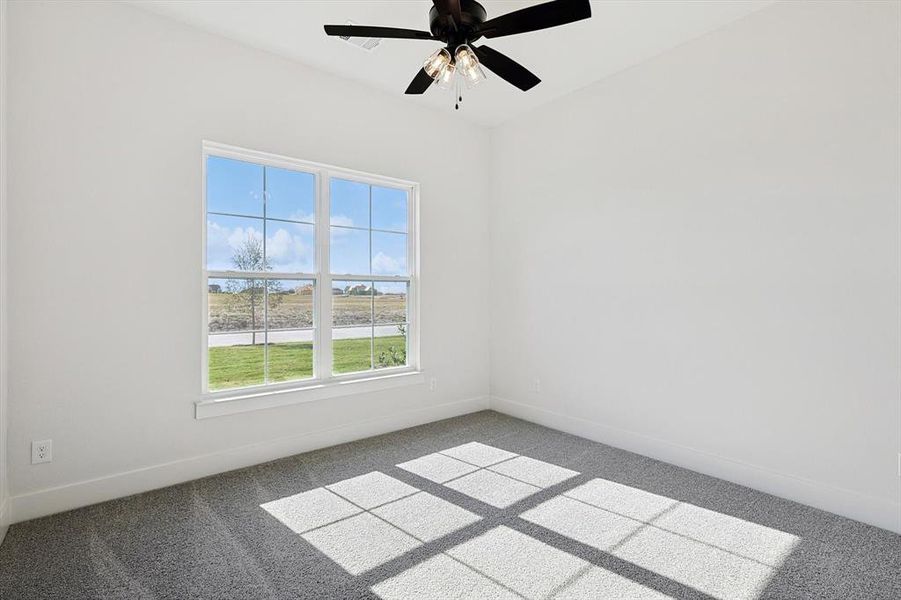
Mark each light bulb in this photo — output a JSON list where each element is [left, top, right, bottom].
[[455, 45, 486, 88], [423, 48, 451, 80], [436, 59, 456, 89]]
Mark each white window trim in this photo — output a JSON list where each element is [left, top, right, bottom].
[[198, 141, 421, 419]]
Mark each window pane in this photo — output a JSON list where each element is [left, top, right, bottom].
[[371, 231, 407, 275], [209, 337, 264, 390], [374, 324, 407, 370], [208, 277, 266, 332], [332, 279, 372, 374], [207, 214, 264, 271], [333, 325, 372, 374], [266, 221, 315, 273], [332, 280, 372, 326], [330, 178, 369, 229], [265, 166, 315, 223], [372, 186, 407, 232], [268, 280, 314, 329], [374, 281, 407, 325], [330, 227, 369, 274], [267, 330, 314, 383], [207, 156, 263, 217], [267, 282, 315, 384]]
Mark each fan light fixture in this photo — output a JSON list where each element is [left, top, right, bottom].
[[424, 45, 485, 90], [422, 44, 486, 107]]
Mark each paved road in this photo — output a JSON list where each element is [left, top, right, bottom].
[[208, 325, 404, 347]]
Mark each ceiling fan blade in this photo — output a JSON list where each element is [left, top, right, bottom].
[[405, 68, 435, 95], [472, 45, 540, 91], [432, 0, 463, 25], [475, 0, 591, 39], [324, 24, 435, 40]]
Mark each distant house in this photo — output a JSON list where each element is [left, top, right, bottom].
[[346, 283, 371, 295], [295, 283, 315, 295], [208, 284, 221, 293], [332, 287, 344, 295]]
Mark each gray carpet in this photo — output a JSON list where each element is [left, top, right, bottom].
[[0, 410, 898, 599]]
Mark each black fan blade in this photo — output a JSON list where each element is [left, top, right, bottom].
[[324, 25, 435, 40], [405, 68, 434, 95], [472, 45, 540, 91], [432, 0, 463, 25], [476, 0, 591, 39]]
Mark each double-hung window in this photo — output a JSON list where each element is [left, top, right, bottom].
[[203, 142, 418, 395]]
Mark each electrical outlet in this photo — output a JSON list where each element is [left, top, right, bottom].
[[32, 439, 52, 464], [532, 378, 542, 393], [429, 377, 438, 392]]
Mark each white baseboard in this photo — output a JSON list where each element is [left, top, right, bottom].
[[10, 395, 490, 524], [0, 499, 9, 546], [490, 395, 901, 534]]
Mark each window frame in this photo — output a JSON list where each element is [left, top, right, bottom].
[[200, 141, 421, 403]]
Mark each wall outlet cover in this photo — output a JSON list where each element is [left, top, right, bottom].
[[32, 439, 52, 464]]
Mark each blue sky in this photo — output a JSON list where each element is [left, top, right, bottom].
[[207, 157, 408, 275]]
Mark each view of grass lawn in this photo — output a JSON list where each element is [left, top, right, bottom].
[[209, 335, 406, 390]]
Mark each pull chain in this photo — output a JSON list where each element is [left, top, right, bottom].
[[455, 77, 461, 110]]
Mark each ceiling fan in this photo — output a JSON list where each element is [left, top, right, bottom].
[[324, 0, 592, 102]]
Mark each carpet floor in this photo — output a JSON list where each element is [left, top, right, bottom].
[[0, 410, 898, 599]]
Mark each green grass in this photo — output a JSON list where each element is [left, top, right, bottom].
[[209, 336, 406, 391]]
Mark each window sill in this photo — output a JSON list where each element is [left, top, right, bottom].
[[195, 370, 425, 419]]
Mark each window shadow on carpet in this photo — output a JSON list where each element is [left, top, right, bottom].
[[261, 441, 802, 600]]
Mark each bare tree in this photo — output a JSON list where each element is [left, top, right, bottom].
[[225, 235, 283, 345]]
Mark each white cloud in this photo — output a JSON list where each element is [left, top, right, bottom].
[[372, 252, 402, 274], [209, 218, 314, 271], [329, 214, 357, 239], [267, 224, 312, 271], [331, 214, 355, 228], [227, 226, 262, 249], [208, 220, 263, 269], [207, 220, 229, 247], [266, 228, 293, 259]]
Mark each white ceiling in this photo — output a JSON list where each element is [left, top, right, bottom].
[[129, 0, 775, 127]]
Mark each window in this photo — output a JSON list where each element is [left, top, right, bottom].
[[330, 178, 411, 375], [203, 142, 418, 395]]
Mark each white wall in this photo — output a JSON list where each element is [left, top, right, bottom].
[[4, 0, 900, 534], [0, 0, 10, 544], [489, 0, 901, 532], [5, 0, 490, 521]]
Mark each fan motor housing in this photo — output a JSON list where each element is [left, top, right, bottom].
[[429, 0, 487, 45]]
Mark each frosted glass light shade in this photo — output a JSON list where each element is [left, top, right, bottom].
[[455, 45, 486, 88], [436, 60, 456, 89], [423, 48, 452, 79]]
